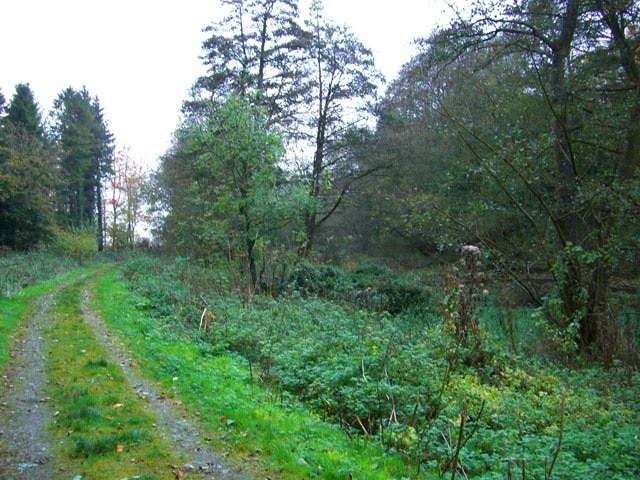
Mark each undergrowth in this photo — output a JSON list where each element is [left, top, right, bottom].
[[0, 248, 81, 297], [96, 267, 412, 479], [118, 255, 640, 479]]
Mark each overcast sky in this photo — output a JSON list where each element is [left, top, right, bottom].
[[1, 0, 454, 167]]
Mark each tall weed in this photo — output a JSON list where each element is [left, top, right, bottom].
[[119, 254, 640, 479], [0, 249, 79, 297]]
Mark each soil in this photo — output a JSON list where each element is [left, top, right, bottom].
[[0, 290, 59, 479], [79, 288, 253, 479], [0, 278, 257, 479]]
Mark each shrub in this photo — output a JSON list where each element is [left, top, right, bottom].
[[52, 226, 98, 264], [287, 262, 434, 315]]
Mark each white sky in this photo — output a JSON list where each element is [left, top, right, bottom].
[[1, 0, 454, 167]]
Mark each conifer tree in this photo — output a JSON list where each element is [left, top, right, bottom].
[[52, 87, 114, 250], [0, 84, 57, 249]]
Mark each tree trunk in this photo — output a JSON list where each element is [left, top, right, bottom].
[[96, 177, 104, 251]]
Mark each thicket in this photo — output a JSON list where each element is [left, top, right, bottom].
[[120, 254, 640, 479], [0, 247, 81, 297]]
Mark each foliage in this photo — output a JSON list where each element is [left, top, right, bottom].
[[120, 253, 640, 479], [297, 2, 384, 256], [156, 95, 309, 289], [0, 84, 57, 249], [51, 226, 98, 264], [51, 86, 114, 250], [0, 249, 80, 297], [0, 84, 115, 253], [287, 262, 435, 315], [190, 0, 308, 127], [103, 146, 149, 250], [179, 1, 384, 259], [98, 266, 412, 479], [372, 0, 640, 362]]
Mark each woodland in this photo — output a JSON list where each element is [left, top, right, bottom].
[[1, 0, 640, 478]]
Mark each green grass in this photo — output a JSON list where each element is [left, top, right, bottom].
[[115, 255, 640, 479], [43, 275, 183, 479], [94, 268, 414, 479], [0, 263, 105, 369]]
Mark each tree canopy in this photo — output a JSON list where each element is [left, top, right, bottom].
[[371, 0, 640, 358], [51, 87, 114, 250], [0, 84, 56, 249]]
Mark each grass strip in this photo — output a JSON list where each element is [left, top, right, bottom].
[[94, 268, 414, 479], [45, 276, 184, 480], [0, 263, 106, 369]]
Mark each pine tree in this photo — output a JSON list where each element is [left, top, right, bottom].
[[189, 0, 309, 128], [0, 84, 57, 249], [52, 87, 114, 250]]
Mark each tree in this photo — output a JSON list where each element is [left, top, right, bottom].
[[52, 87, 114, 250], [296, 0, 383, 256], [158, 96, 307, 290], [379, 0, 640, 359], [0, 84, 57, 249], [104, 146, 148, 250], [189, 0, 309, 128]]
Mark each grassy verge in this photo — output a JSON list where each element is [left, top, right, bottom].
[[0, 264, 105, 369], [44, 275, 185, 480], [94, 268, 414, 479]]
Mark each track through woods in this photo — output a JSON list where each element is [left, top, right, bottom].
[[0, 268, 255, 480]]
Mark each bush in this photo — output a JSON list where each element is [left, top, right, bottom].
[[52, 227, 98, 264], [287, 262, 434, 315]]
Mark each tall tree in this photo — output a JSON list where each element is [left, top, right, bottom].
[[52, 87, 114, 250], [158, 96, 307, 289], [0, 84, 57, 249], [378, 0, 640, 358], [297, 0, 383, 256], [189, 0, 309, 129]]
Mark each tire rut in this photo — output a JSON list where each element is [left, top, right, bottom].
[[79, 288, 254, 480], [0, 289, 60, 479]]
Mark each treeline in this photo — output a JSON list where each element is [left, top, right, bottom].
[[0, 84, 113, 251], [153, 0, 639, 364], [3, 0, 640, 366]]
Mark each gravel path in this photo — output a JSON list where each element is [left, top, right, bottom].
[[79, 288, 253, 480], [0, 276, 257, 479], [0, 291, 59, 479]]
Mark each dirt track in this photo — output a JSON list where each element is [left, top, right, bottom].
[[0, 275, 253, 479], [0, 290, 58, 479]]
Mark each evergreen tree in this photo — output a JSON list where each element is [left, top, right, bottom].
[[52, 87, 114, 250], [0, 90, 6, 117], [0, 84, 57, 249], [6, 84, 44, 137]]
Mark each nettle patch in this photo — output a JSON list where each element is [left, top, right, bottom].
[[120, 255, 640, 479]]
